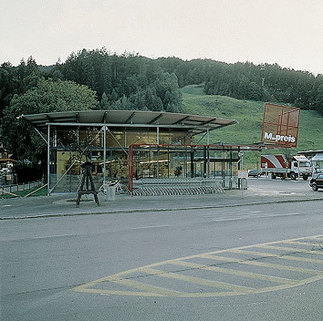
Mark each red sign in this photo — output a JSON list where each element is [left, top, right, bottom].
[[261, 103, 300, 147]]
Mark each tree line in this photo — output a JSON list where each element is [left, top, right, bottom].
[[157, 57, 323, 114], [1, 48, 323, 119], [48, 50, 323, 115]]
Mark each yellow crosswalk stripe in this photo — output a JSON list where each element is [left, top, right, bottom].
[[231, 249, 323, 265], [112, 278, 183, 296], [256, 244, 323, 255], [306, 235, 323, 240], [140, 267, 256, 293], [201, 254, 321, 274], [72, 287, 165, 297], [170, 260, 297, 285], [283, 240, 323, 247]]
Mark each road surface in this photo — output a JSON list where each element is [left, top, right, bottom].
[[1, 198, 323, 321]]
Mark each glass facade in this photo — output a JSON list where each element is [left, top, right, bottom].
[[48, 126, 241, 193]]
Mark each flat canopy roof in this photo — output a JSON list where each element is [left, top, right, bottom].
[[22, 109, 237, 135]]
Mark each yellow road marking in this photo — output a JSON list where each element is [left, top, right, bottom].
[[201, 254, 322, 274], [256, 244, 323, 255], [140, 267, 255, 293], [231, 249, 323, 265], [170, 260, 297, 285], [307, 235, 323, 240], [283, 240, 323, 247], [112, 278, 182, 296], [72, 234, 323, 297], [72, 287, 165, 297]]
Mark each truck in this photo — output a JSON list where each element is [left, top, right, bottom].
[[261, 154, 312, 180]]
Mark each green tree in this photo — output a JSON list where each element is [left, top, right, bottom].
[[315, 83, 323, 115], [100, 92, 109, 109], [0, 57, 42, 118], [247, 82, 263, 101], [154, 72, 182, 111], [0, 78, 98, 161], [109, 88, 118, 102]]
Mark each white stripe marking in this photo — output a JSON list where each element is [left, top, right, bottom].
[[130, 225, 169, 230]]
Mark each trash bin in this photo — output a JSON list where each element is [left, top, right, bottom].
[[107, 185, 116, 201], [241, 178, 248, 190]]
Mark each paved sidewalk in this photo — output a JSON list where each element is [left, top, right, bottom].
[[1, 178, 323, 220]]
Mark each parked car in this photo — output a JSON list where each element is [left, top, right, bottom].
[[248, 169, 260, 177], [309, 172, 323, 191]]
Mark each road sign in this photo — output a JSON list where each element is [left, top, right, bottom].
[[238, 170, 248, 179]]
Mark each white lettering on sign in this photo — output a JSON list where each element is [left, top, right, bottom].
[[264, 132, 296, 143]]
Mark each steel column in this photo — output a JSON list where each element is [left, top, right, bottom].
[[156, 126, 160, 144], [47, 124, 50, 196], [103, 125, 107, 185]]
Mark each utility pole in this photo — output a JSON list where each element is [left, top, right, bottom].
[[261, 64, 265, 87]]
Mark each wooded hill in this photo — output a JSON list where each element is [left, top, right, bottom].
[[1, 48, 323, 119]]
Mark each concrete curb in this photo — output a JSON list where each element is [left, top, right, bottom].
[[1, 196, 323, 221]]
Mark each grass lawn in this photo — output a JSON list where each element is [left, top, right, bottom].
[[181, 85, 323, 168]]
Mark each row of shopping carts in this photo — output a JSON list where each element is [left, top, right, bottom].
[[132, 182, 224, 196]]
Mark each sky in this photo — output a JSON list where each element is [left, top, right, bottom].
[[1, 0, 323, 75]]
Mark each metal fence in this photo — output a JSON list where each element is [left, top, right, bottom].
[[0, 180, 43, 196], [49, 174, 104, 193]]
